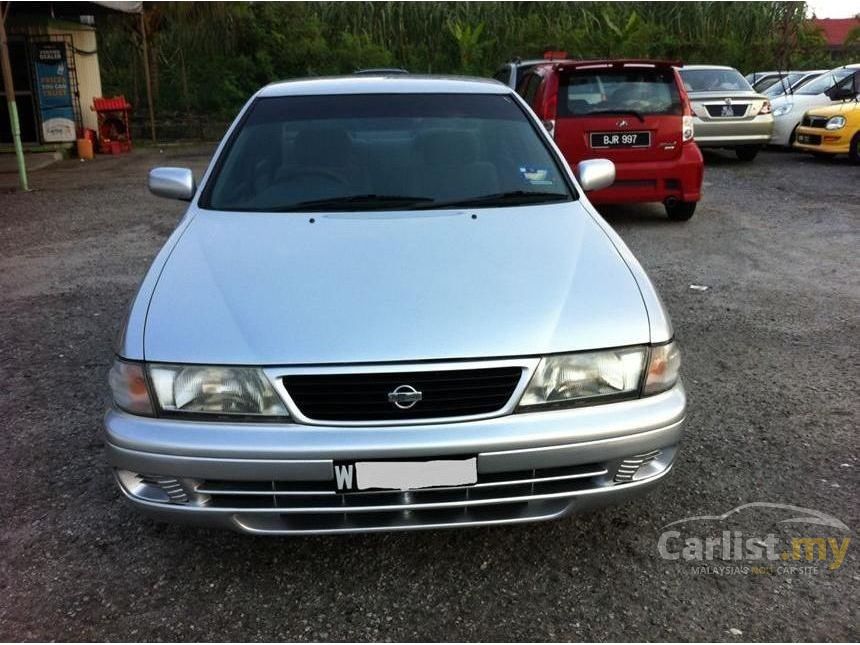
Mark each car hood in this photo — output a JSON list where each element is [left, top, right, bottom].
[[143, 202, 650, 365], [806, 101, 860, 118], [771, 93, 825, 115]]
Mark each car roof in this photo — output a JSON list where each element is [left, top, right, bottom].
[[259, 75, 509, 97], [681, 65, 739, 71]]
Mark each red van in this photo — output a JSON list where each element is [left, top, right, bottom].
[[517, 59, 704, 220]]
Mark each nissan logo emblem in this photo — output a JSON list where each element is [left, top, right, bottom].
[[387, 384, 423, 409]]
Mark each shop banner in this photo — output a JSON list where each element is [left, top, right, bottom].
[[33, 42, 76, 142]]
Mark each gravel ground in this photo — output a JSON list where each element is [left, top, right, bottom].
[[0, 146, 857, 642]]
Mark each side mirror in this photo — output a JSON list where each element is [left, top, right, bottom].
[[148, 167, 195, 201], [575, 159, 615, 192]]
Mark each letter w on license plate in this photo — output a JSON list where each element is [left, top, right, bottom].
[[590, 131, 650, 148], [334, 458, 477, 492]]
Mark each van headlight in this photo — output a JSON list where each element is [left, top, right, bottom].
[[772, 103, 793, 117], [825, 116, 846, 130], [517, 342, 680, 410], [109, 359, 289, 418]]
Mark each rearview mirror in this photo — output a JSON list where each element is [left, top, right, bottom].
[[148, 167, 195, 201], [575, 159, 615, 192]]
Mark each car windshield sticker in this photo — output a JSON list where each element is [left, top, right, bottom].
[[520, 167, 554, 185]]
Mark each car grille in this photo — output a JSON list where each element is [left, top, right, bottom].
[[282, 366, 523, 422], [797, 133, 822, 145], [705, 103, 749, 118], [194, 462, 610, 532], [802, 115, 828, 128]]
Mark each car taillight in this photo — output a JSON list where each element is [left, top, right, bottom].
[[682, 115, 694, 142], [758, 100, 772, 115]]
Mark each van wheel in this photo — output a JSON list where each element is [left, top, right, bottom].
[[850, 133, 860, 164], [666, 200, 696, 221], [735, 145, 761, 161]]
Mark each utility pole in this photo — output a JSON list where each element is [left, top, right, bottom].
[[0, 1, 29, 191], [139, 7, 156, 143]]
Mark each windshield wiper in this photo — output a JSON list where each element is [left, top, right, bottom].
[[585, 109, 647, 123], [411, 190, 570, 210], [270, 194, 435, 212]]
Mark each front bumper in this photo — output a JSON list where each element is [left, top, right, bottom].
[[793, 125, 853, 154], [771, 114, 800, 147], [586, 144, 703, 205], [105, 383, 686, 534], [691, 114, 774, 147]]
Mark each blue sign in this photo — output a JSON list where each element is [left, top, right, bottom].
[[33, 42, 76, 142]]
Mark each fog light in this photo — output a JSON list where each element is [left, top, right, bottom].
[[116, 470, 190, 504]]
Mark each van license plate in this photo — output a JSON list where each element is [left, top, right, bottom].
[[590, 131, 650, 148], [334, 458, 477, 491]]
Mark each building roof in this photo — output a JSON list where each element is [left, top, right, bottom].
[[812, 17, 860, 47], [259, 75, 509, 98]]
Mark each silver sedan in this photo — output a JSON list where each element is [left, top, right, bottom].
[[106, 76, 685, 534]]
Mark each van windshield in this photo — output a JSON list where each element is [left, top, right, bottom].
[[201, 93, 573, 212], [558, 68, 682, 117], [795, 68, 854, 95]]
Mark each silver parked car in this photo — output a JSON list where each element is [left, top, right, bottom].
[[760, 70, 827, 99], [680, 65, 774, 161], [107, 76, 686, 534]]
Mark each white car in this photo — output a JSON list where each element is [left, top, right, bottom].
[[770, 64, 860, 146]]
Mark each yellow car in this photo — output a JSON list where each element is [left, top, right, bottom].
[[793, 102, 860, 163]]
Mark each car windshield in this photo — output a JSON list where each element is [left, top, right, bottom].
[[795, 68, 854, 95], [680, 68, 752, 92], [201, 93, 572, 212], [763, 73, 805, 96], [558, 67, 682, 117]]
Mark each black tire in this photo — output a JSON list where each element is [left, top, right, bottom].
[[665, 200, 697, 221], [789, 125, 798, 146], [735, 145, 761, 162], [850, 133, 860, 165]]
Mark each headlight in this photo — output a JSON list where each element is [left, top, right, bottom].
[[518, 347, 647, 409], [825, 116, 846, 130], [517, 342, 681, 410], [148, 364, 288, 417], [772, 104, 793, 117]]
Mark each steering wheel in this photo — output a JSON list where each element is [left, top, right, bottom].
[[278, 167, 350, 187]]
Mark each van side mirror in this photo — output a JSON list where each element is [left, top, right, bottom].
[[148, 167, 195, 201], [575, 159, 615, 192]]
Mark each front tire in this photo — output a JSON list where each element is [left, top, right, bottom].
[[735, 145, 761, 161], [850, 133, 860, 165], [665, 200, 697, 221]]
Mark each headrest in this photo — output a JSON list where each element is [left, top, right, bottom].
[[419, 130, 480, 166], [294, 128, 353, 166]]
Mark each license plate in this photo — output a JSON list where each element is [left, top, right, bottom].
[[334, 458, 477, 491], [590, 131, 650, 148]]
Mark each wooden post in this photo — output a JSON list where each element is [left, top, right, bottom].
[[139, 7, 156, 142], [0, 1, 29, 191]]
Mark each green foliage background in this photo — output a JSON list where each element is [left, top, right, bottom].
[[97, 1, 846, 120]]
